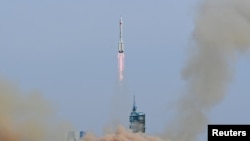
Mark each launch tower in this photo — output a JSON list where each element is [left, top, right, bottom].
[[129, 96, 146, 133]]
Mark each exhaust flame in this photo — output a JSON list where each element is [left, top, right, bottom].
[[118, 53, 125, 81]]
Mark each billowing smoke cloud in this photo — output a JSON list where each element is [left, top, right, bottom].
[[0, 76, 73, 141], [83, 126, 166, 141], [164, 0, 250, 141]]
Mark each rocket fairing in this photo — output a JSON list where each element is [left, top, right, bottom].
[[118, 17, 124, 53]]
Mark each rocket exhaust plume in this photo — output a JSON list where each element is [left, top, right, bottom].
[[163, 0, 250, 141], [118, 53, 125, 81]]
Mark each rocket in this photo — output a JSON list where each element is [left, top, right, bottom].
[[118, 17, 124, 53]]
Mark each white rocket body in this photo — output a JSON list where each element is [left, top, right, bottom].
[[118, 18, 124, 53]]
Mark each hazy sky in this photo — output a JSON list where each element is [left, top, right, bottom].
[[1, 0, 250, 141]]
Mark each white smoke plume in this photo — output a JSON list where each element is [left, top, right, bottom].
[[164, 0, 250, 141]]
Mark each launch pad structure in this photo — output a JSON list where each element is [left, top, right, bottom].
[[129, 96, 146, 133]]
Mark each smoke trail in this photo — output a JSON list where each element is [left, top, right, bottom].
[[106, 52, 129, 130], [0, 76, 73, 141], [164, 0, 250, 141], [118, 53, 125, 82]]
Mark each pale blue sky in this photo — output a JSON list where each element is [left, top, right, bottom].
[[0, 0, 250, 141]]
